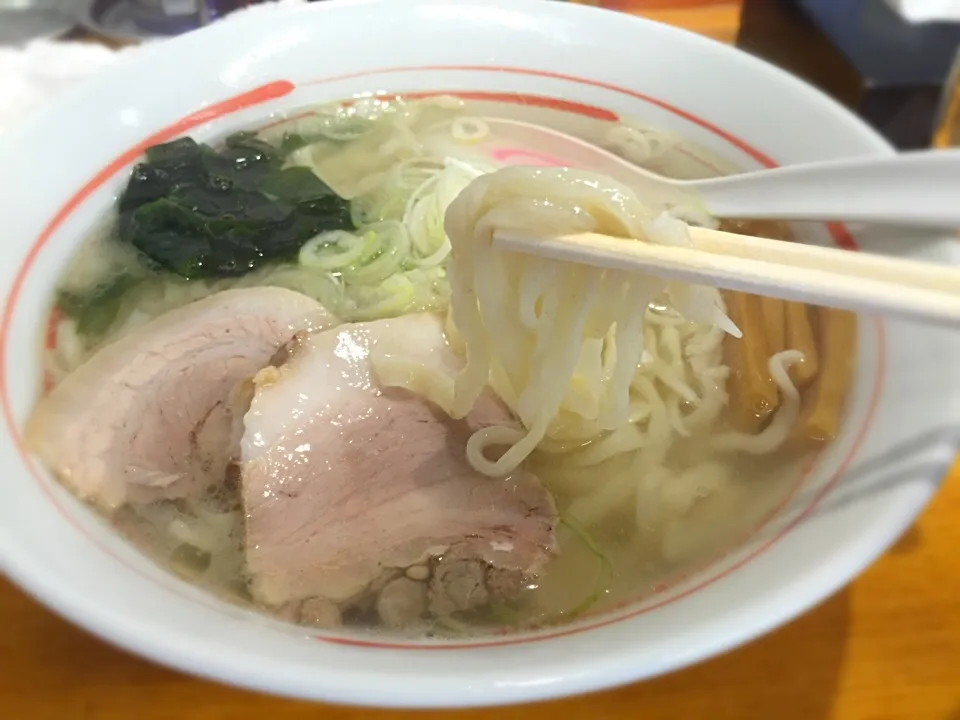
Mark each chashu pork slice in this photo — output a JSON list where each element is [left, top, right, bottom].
[[241, 312, 557, 607], [27, 287, 337, 512]]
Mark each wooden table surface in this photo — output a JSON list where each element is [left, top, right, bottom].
[[5, 3, 959, 719]]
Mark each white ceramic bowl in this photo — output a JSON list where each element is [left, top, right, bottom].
[[0, 0, 958, 708]]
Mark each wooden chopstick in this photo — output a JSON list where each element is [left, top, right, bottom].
[[492, 227, 960, 329]]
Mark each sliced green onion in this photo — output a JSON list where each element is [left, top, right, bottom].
[[450, 117, 490, 144], [557, 514, 612, 619], [341, 222, 411, 286], [350, 274, 417, 320], [350, 159, 445, 225], [299, 230, 376, 271]]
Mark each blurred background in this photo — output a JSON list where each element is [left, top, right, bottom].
[[2, 0, 958, 149]]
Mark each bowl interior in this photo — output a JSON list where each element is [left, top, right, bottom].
[[0, 0, 959, 708]]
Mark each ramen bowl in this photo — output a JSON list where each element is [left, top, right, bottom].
[[0, 0, 957, 708]]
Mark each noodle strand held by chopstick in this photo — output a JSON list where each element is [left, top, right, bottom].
[[785, 301, 820, 389]]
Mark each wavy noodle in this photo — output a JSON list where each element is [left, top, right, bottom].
[[371, 166, 736, 483], [368, 166, 816, 533], [712, 350, 804, 454]]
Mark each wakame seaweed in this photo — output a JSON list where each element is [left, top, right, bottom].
[[57, 274, 143, 339], [117, 132, 352, 279]]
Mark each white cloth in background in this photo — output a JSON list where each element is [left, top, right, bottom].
[[0, 0, 306, 136], [884, 0, 960, 23], [0, 40, 123, 135]]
